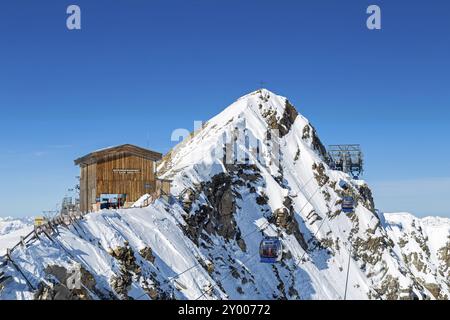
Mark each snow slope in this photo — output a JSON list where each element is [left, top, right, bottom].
[[383, 212, 449, 298], [0, 217, 33, 236], [0, 217, 34, 256], [1, 89, 448, 300]]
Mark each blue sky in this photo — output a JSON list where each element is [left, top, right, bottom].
[[0, 0, 449, 218]]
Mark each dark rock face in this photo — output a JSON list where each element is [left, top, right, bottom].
[[181, 188, 196, 213], [302, 124, 328, 162], [312, 162, 330, 187], [140, 247, 156, 264], [358, 184, 375, 212], [110, 245, 141, 275], [310, 125, 328, 161], [277, 100, 298, 137], [374, 275, 401, 300], [260, 98, 298, 138], [352, 235, 394, 267], [183, 172, 241, 248], [110, 273, 133, 300], [182, 164, 273, 253], [438, 240, 450, 275], [277, 197, 308, 251], [35, 265, 97, 300], [109, 245, 141, 299], [423, 282, 442, 299]]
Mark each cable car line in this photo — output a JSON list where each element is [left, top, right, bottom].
[[194, 248, 263, 300], [134, 219, 272, 300], [343, 241, 352, 300], [192, 181, 330, 300]]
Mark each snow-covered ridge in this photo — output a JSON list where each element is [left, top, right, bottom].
[[0, 217, 34, 256], [0, 217, 33, 236], [383, 212, 449, 298], [384, 212, 449, 253], [1, 89, 448, 300]]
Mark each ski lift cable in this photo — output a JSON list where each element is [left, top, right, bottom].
[[55, 169, 316, 300], [140, 180, 336, 300], [194, 247, 263, 300], [135, 219, 272, 300], [343, 241, 352, 300], [330, 220, 382, 300], [192, 175, 342, 301], [289, 187, 342, 271], [193, 183, 329, 301]]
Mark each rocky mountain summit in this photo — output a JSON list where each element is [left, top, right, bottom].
[[1, 89, 448, 300]]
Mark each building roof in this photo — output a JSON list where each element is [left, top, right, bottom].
[[74, 144, 163, 166]]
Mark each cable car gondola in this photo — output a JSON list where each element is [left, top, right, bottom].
[[259, 236, 282, 263], [342, 196, 355, 213], [339, 180, 349, 190]]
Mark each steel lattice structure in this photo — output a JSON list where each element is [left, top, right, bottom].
[[328, 144, 364, 178]]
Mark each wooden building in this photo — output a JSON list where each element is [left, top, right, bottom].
[[74, 144, 164, 213]]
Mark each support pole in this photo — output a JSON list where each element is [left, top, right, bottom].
[[344, 242, 352, 300]]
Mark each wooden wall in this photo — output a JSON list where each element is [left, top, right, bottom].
[[96, 153, 156, 200], [79, 153, 160, 212], [79, 163, 97, 212]]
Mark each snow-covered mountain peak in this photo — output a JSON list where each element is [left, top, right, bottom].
[[205, 88, 295, 132], [159, 88, 325, 185], [2, 90, 448, 300]]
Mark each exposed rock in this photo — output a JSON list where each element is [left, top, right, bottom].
[[183, 170, 249, 252], [302, 125, 311, 140], [312, 162, 329, 187], [140, 247, 156, 264], [277, 100, 298, 137], [405, 252, 427, 273], [358, 184, 375, 212], [398, 237, 408, 248], [310, 125, 329, 161], [288, 285, 299, 298], [206, 261, 215, 274], [438, 241, 450, 270], [423, 282, 442, 299], [108, 245, 142, 299], [275, 197, 308, 251], [376, 275, 401, 300], [35, 264, 96, 300], [110, 245, 141, 275], [256, 192, 269, 206], [319, 237, 336, 256], [180, 188, 196, 213], [294, 148, 300, 162], [353, 236, 390, 265], [110, 272, 132, 299]]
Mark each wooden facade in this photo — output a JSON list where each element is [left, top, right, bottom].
[[75, 144, 163, 213]]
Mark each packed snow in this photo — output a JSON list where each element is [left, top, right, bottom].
[[0, 217, 34, 256]]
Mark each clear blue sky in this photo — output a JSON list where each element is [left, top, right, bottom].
[[0, 1, 449, 218]]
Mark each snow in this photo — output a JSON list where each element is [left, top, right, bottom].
[[0, 217, 34, 256], [384, 212, 450, 286], [0, 226, 34, 256], [131, 194, 151, 208], [1, 89, 448, 300], [0, 217, 33, 236]]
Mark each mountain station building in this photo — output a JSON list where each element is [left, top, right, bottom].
[[74, 144, 170, 212]]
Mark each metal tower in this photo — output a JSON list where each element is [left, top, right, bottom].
[[328, 144, 364, 179]]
